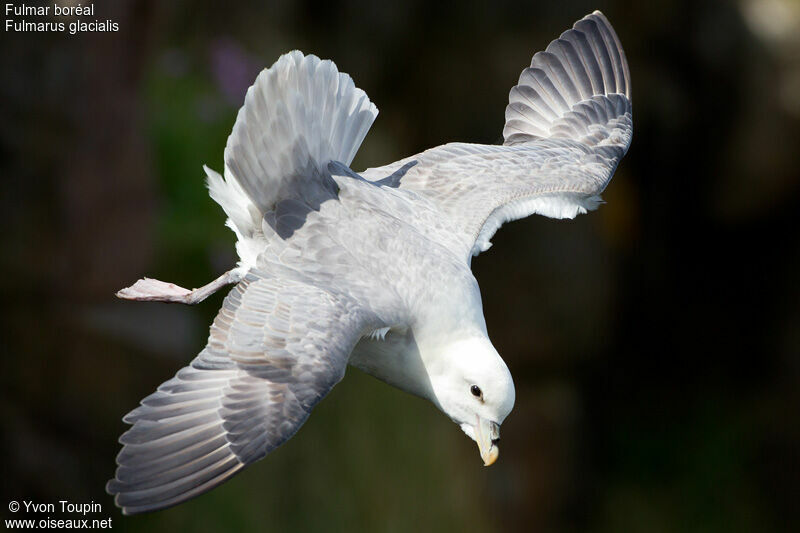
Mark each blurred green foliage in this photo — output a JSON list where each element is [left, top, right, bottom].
[[144, 62, 232, 281]]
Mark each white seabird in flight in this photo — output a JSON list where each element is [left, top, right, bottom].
[[108, 11, 632, 514]]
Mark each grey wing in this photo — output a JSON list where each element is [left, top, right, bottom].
[[361, 11, 632, 258], [107, 271, 375, 514], [222, 51, 377, 215]]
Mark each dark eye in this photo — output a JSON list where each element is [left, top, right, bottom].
[[470, 385, 482, 398]]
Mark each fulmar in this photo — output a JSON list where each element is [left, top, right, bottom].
[[107, 10, 632, 514]]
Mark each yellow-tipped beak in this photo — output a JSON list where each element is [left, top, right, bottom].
[[475, 417, 500, 466]]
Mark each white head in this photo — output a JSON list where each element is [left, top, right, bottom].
[[427, 336, 515, 466]]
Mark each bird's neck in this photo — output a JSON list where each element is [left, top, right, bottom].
[[349, 287, 490, 401], [348, 321, 490, 403]]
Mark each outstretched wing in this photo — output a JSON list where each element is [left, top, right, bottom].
[[206, 51, 378, 269], [107, 272, 375, 514], [361, 11, 632, 258]]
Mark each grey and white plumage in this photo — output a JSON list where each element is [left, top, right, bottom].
[[108, 11, 632, 514]]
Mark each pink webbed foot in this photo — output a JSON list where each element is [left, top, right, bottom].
[[116, 278, 193, 303], [115, 270, 242, 305]]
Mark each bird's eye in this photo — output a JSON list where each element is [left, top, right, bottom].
[[470, 385, 482, 398]]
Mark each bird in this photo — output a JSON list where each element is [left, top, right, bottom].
[[107, 10, 632, 515]]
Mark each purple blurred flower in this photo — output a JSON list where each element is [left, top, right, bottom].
[[210, 38, 261, 106]]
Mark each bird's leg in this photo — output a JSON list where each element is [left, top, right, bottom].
[[116, 269, 243, 305]]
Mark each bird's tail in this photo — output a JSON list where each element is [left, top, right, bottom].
[[205, 51, 378, 266]]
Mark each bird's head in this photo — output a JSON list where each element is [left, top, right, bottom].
[[427, 336, 515, 466]]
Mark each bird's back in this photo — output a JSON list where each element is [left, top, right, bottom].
[[254, 172, 479, 325]]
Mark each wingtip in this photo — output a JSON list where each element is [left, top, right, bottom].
[[582, 10, 614, 30]]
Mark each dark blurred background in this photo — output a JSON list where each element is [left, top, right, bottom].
[[1, 0, 799, 531]]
